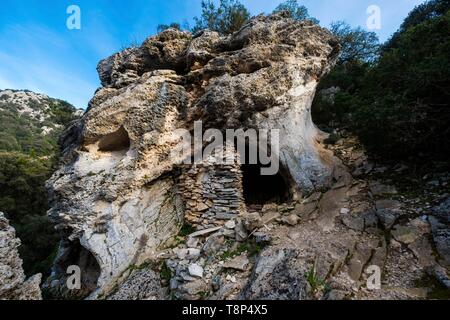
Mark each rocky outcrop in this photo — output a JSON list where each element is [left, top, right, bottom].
[[45, 12, 341, 298], [430, 198, 450, 267], [0, 212, 42, 300]]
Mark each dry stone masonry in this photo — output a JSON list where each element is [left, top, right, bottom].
[[179, 146, 246, 229]]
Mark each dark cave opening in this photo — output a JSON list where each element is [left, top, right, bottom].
[[241, 163, 291, 206], [98, 126, 130, 152], [55, 239, 101, 298]]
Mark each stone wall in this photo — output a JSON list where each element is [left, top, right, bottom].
[[179, 147, 246, 229]]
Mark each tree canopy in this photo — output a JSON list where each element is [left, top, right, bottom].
[[330, 21, 380, 65], [0, 92, 79, 276], [192, 0, 250, 35], [273, 0, 319, 24], [313, 0, 450, 162], [157, 22, 181, 33]]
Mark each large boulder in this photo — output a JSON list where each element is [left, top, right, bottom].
[[46, 13, 340, 298], [0, 212, 42, 300]]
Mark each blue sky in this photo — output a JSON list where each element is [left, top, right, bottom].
[[0, 0, 426, 109]]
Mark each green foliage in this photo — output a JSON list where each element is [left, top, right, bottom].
[[0, 96, 77, 156], [312, 22, 379, 126], [160, 262, 173, 281], [353, 7, 450, 159], [0, 91, 79, 276], [313, 1, 450, 162], [330, 21, 380, 64], [47, 99, 78, 125], [157, 22, 182, 33], [192, 0, 250, 35], [219, 239, 264, 260], [305, 265, 325, 294], [273, 0, 319, 24], [386, 0, 450, 50], [0, 152, 59, 276], [415, 273, 450, 299]]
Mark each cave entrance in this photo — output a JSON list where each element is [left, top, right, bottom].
[[55, 239, 101, 298], [241, 163, 291, 206], [240, 142, 291, 207]]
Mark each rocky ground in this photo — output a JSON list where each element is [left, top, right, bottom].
[[104, 131, 450, 300]]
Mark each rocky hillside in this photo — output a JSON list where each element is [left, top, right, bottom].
[[0, 89, 82, 277]]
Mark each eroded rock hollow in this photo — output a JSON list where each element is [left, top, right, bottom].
[[45, 13, 343, 298]]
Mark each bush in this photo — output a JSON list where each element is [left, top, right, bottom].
[[0, 152, 58, 276], [273, 0, 319, 23], [192, 0, 250, 35], [313, 1, 450, 162]]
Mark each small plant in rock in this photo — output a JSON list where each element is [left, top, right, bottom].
[[160, 261, 173, 282], [198, 291, 210, 299], [305, 265, 326, 296], [219, 239, 265, 260], [178, 223, 196, 237]]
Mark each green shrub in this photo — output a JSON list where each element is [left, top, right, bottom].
[[313, 0, 450, 162], [192, 0, 250, 35]]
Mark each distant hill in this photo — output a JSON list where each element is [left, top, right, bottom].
[[0, 89, 83, 155], [0, 89, 82, 276]]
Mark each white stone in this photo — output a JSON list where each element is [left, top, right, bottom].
[[189, 227, 222, 238], [225, 220, 236, 229], [188, 264, 204, 278], [186, 248, 201, 260], [44, 13, 342, 297]]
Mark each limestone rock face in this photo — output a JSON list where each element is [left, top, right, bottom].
[[46, 13, 340, 298], [0, 212, 42, 300]]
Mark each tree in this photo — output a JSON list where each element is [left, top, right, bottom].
[[157, 22, 181, 33], [330, 21, 380, 65], [314, 3, 450, 161], [312, 22, 379, 125], [273, 0, 319, 24], [352, 8, 450, 159], [192, 0, 250, 35], [386, 0, 450, 49], [0, 92, 78, 276], [0, 152, 59, 276]]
